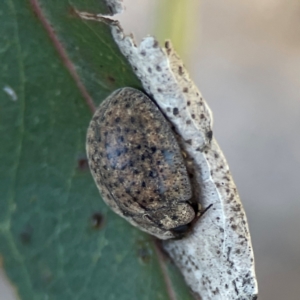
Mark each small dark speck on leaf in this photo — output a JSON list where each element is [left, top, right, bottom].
[[91, 212, 104, 229], [77, 156, 89, 171], [107, 75, 116, 84], [68, 6, 78, 17], [20, 226, 33, 245], [136, 240, 152, 264]]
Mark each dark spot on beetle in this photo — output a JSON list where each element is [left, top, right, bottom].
[[140, 50, 146, 56], [173, 107, 179, 116], [231, 224, 237, 230], [151, 146, 157, 153], [133, 169, 139, 175], [130, 116, 135, 123], [136, 145, 141, 150], [186, 120, 191, 125], [117, 136, 124, 143], [157, 88, 162, 93], [166, 107, 171, 112], [125, 103, 131, 109], [156, 65, 162, 71], [183, 87, 188, 93], [91, 212, 104, 229], [114, 182, 119, 188], [200, 113, 205, 119], [191, 114, 195, 119], [129, 160, 134, 167], [120, 162, 128, 170], [225, 284, 228, 289], [149, 170, 157, 178], [116, 146, 128, 156], [141, 181, 146, 188], [185, 139, 192, 145], [148, 67, 152, 73], [115, 117, 120, 123], [187, 101, 191, 106]]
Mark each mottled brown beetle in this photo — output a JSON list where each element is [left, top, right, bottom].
[[86, 87, 196, 239]]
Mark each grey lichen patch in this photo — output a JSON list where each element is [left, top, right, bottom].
[[86, 88, 195, 239], [109, 22, 258, 300], [80, 8, 258, 300]]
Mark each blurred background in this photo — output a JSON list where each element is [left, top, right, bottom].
[[1, 0, 299, 299]]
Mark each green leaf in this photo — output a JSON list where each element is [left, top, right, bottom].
[[0, 0, 194, 299]]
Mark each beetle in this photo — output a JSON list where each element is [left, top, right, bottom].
[[86, 87, 196, 239]]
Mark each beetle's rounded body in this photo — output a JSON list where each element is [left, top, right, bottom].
[[86, 88, 195, 239]]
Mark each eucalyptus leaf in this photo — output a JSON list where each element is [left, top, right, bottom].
[[0, 0, 194, 299]]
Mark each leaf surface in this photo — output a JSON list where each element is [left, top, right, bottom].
[[0, 1, 194, 299]]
